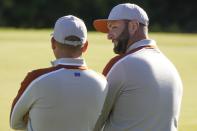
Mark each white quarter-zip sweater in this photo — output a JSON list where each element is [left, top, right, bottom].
[[10, 58, 108, 131], [94, 39, 183, 131]]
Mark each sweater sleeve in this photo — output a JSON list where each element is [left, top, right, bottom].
[[10, 71, 38, 130]]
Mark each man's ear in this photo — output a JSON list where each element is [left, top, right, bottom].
[[51, 37, 56, 50], [82, 41, 88, 53], [128, 21, 139, 35]]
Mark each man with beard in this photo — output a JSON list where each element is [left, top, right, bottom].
[[93, 3, 183, 131]]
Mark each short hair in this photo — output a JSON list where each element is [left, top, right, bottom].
[[124, 20, 148, 35]]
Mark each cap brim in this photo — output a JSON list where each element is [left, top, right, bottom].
[[93, 19, 109, 33]]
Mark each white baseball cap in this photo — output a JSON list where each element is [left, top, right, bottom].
[[52, 15, 87, 46], [93, 3, 149, 33]]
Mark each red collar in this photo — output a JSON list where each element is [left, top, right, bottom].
[[102, 45, 157, 76]]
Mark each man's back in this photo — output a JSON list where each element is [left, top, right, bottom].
[[103, 40, 183, 131], [30, 68, 107, 131], [11, 60, 108, 131]]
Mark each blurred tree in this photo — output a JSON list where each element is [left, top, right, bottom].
[[0, 0, 196, 32]]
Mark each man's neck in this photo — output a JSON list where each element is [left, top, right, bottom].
[[127, 34, 148, 49], [55, 50, 82, 59]]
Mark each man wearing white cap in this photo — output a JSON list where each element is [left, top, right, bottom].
[[93, 3, 183, 131], [10, 15, 108, 131]]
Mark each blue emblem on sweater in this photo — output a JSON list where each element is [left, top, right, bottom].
[[74, 72, 81, 77]]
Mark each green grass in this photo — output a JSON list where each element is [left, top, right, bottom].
[[0, 28, 197, 131]]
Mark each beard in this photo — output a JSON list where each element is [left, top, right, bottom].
[[113, 24, 130, 55]]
